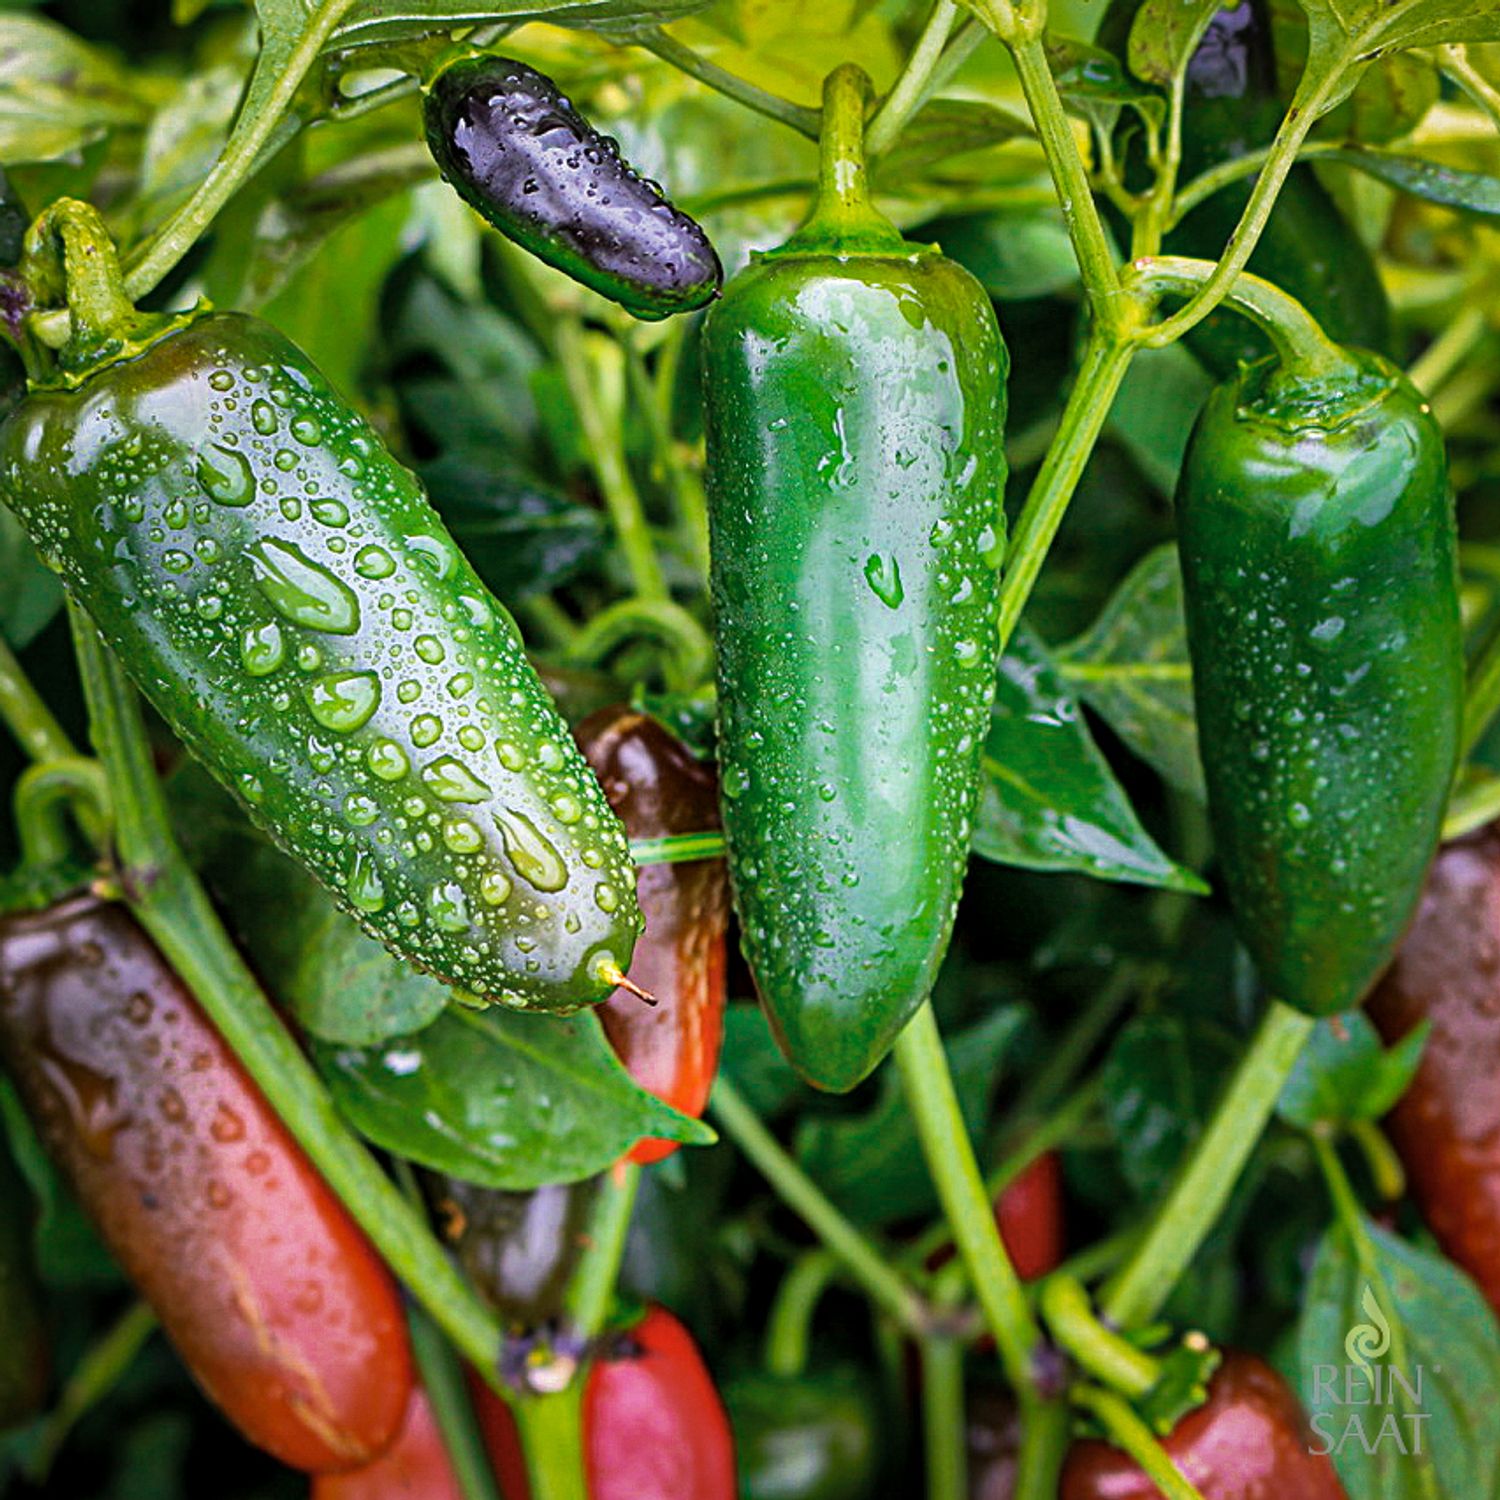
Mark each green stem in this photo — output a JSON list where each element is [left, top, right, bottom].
[[636, 28, 820, 138], [866, 0, 960, 158], [764, 1248, 839, 1378], [625, 337, 710, 580], [1038, 1275, 1158, 1396], [1460, 614, 1500, 762], [997, 334, 1135, 653], [0, 634, 78, 765], [1005, 34, 1123, 318], [1436, 44, 1500, 134], [1005, 969, 1136, 1127], [563, 597, 713, 693], [564, 1164, 641, 1340], [1125, 255, 1350, 378], [23, 1301, 158, 1482], [791, 65, 904, 252], [891, 1005, 1041, 1392], [124, 0, 359, 301], [1347, 1118, 1406, 1203], [23, 200, 138, 345], [710, 1078, 931, 1337], [1408, 304, 1488, 398], [512, 1384, 589, 1500], [67, 609, 507, 1380], [1100, 1000, 1314, 1329], [1169, 142, 1344, 227], [1071, 1386, 1208, 1500], [1137, 55, 1350, 350], [409, 1309, 505, 1500], [13, 757, 110, 870], [1445, 771, 1500, 841], [553, 316, 667, 604], [629, 830, 726, 866], [919, 1328, 968, 1500]]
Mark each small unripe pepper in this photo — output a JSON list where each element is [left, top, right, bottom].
[[425, 1173, 599, 1330]]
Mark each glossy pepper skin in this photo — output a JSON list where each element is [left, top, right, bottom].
[[312, 1388, 463, 1500], [1060, 1352, 1346, 1499], [576, 707, 727, 1163], [1177, 352, 1460, 1014], [1099, 0, 1389, 376], [477, 1304, 736, 1500], [724, 1367, 880, 1500], [0, 1130, 48, 1430], [0, 893, 412, 1472], [424, 54, 721, 320], [0, 308, 640, 1010], [703, 67, 1007, 1091], [1367, 826, 1500, 1312], [424, 1173, 598, 1329]]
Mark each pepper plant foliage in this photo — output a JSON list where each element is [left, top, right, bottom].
[[6, 0, 1500, 1497]]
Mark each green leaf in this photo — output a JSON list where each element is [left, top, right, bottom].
[[257, 191, 410, 394], [332, 0, 713, 50], [1106, 343, 1215, 497], [1276, 1012, 1430, 1132], [923, 207, 1078, 301], [871, 99, 1031, 183], [1317, 146, 1500, 219], [794, 1008, 1026, 1226], [315, 1007, 715, 1189], [718, 1001, 809, 1120], [0, 510, 62, 649], [1293, 0, 1500, 123], [1101, 1015, 1240, 1198], [131, 63, 244, 228], [1056, 544, 1204, 801], [1297, 1218, 1500, 1498], [973, 625, 1206, 893], [419, 451, 608, 603], [0, 15, 150, 165], [1126, 0, 1222, 88], [172, 763, 449, 1046]]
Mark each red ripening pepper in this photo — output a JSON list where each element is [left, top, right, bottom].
[[1060, 1351, 1346, 1499], [1367, 825, 1500, 1312], [312, 1388, 463, 1500], [930, 1151, 1063, 1283], [575, 708, 728, 1165], [0, 894, 412, 1472], [994, 1151, 1064, 1282], [477, 1303, 737, 1499]]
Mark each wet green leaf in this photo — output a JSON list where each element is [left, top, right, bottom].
[[1277, 1012, 1430, 1131], [1297, 1219, 1500, 1498], [1056, 545, 1204, 801], [314, 1006, 715, 1189], [973, 626, 1206, 893]]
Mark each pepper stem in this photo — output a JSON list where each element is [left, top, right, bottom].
[[784, 64, 905, 254], [21, 199, 190, 378], [24, 200, 137, 341], [1125, 254, 1353, 381]]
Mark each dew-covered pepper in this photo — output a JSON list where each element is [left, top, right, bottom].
[[703, 68, 1007, 1091], [424, 53, 721, 320], [1177, 347, 1460, 1014], [1, 202, 640, 1010]]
